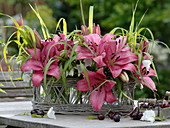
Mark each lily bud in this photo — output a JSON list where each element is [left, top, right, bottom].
[[33, 29, 43, 49], [93, 24, 101, 35], [119, 71, 129, 83]]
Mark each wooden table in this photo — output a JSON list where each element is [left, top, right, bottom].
[[0, 101, 170, 128]]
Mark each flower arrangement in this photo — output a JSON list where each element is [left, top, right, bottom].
[[2, 4, 158, 112]]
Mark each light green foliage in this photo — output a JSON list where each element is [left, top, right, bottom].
[[25, 5, 56, 35], [86, 116, 98, 120]]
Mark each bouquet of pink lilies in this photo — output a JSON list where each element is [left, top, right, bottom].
[[3, 6, 157, 112]]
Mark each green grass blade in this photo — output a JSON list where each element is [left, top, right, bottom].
[[55, 18, 67, 35], [80, 61, 90, 89], [3, 41, 13, 69], [43, 58, 56, 93], [80, 0, 86, 26], [29, 4, 50, 39], [87, 80, 108, 98], [135, 9, 148, 32], [110, 27, 127, 35], [0, 13, 19, 27], [88, 6, 94, 33]]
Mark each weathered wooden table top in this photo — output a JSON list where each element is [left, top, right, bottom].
[[0, 101, 170, 128]]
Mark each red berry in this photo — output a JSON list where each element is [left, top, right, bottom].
[[160, 104, 166, 108], [97, 114, 105, 120], [113, 114, 121, 122], [137, 112, 143, 120], [108, 111, 115, 119]]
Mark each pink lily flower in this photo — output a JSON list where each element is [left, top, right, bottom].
[[77, 68, 117, 111], [104, 36, 138, 78], [134, 59, 157, 90], [20, 48, 60, 87], [41, 33, 74, 60], [75, 33, 115, 66], [53, 33, 70, 51], [41, 39, 60, 61]]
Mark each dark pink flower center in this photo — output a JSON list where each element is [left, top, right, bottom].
[[92, 82, 103, 92], [142, 67, 149, 75], [109, 53, 120, 65]]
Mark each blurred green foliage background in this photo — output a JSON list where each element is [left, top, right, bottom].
[[0, 0, 169, 99]]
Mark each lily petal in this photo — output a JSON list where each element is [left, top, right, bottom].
[[90, 87, 105, 111], [110, 68, 122, 78], [142, 77, 156, 90], [32, 71, 44, 87], [93, 54, 106, 67], [104, 81, 116, 91], [47, 61, 60, 79], [122, 63, 136, 72], [84, 34, 101, 45], [20, 59, 43, 72], [116, 36, 127, 48], [115, 51, 137, 65], [75, 45, 93, 59], [147, 68, 157, 77], [26, 48, 41, 60], [77, 79, 90, 91], [102, 33, 115, 43], [105, 91, 117, 103]]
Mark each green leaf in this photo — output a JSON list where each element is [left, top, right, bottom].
[[135, 9, 148, 32], [80, 0, 86, 26], [110, 27, 127, 35], [88, 6, 94, 33], [155, 117, 165, 121], [86, 116, 98, 120], [55, 18, 67, 35], [16, 112, 30, 116], [43, 58, 56, 92], [80, 61, 90, 89], [0, 84, 4, 87], [24, 25, 36, 48], [122, 91, 134, 101], [31, 114, 43, 118], [129, 0, 139, 35], [0, 13, 19, 27], [29, 4, 50, 39], [0, 88, 6, 93]]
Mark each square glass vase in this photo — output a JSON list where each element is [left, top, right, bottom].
[[32, 78, 135, 115]]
